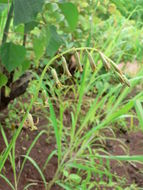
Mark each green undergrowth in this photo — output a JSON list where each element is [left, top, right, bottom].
[[0, 56, 143, 189]]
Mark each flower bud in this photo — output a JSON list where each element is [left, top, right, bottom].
[[61, 56, 72, 77], [115, 72, 130, 87], [110, 60, 122, 75], [75, 51, 83, 72], [27, 113, 38, 131], [122, 75, 130, 87], [115, 71, 125, 84], [99, 52, 111, 71], [27, 113, 34, 128], [86, 50, 96, 72], [51, 68, 62, 87], [42, 89, 48, 106]]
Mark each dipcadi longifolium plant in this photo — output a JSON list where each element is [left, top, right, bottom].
[[0, 44, 130, 174], [0, 1, 133, 190]]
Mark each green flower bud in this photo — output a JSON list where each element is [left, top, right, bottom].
[[99, 52, 111, 71], [75, 51, 83, 72], [61, 56, 72, 77], [86, 50, 96, 72], [51, 68, 62, 87]]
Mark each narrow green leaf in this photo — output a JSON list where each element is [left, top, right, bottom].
[[56, 181, 72, 190], [23, 183, 37, 190], [48, 97, 61, 162], [96, 154, 143, 162], [22, 155, 47, 189], [18, 130, 46, 183], [135, 100, 143, 130], [43, 150, 57, 170], [105, 100, 134, 123], [0, 174, 15, 190]]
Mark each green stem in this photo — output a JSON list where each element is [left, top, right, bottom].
[[2, 2, 14, 44], [0, 2, 14, 105]]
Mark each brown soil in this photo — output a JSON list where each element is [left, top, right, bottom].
[[0, 117, 143, 189], [104, 128, 143, 187], [0, 120, 62, 190]]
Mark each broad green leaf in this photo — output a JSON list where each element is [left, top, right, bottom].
[[14, 24, 24, 35], [0, 42, 26, 72], [0, 3, 7, 12], [21, 59, 30, 71], [0, 0, 11, 3], [46, 25, 63, 57], [25, 21, 38, 33], [13, 59, 30, 82], [59, 2, 78, 31], [13, 0, 44, 25], [33, 34, 46, 61], [0, 73, 8, 87]]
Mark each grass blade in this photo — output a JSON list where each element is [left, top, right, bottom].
[[22, 155, 47, 190], [0, 174, 15, 190], [18, 130, 47, 183], [96, 155, 143, 162], [135, 100, 143, 130], [48, 97, 61, 163]]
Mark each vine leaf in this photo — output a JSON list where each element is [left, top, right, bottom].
[[33, 34, 46, 61], [59, 2, 78, 31], [25, 21, 38, 33], [46, 25, 63, 57], [13, 0, 44, 25], [13, 59, 31, 82], [0, 42, 26, 72]]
